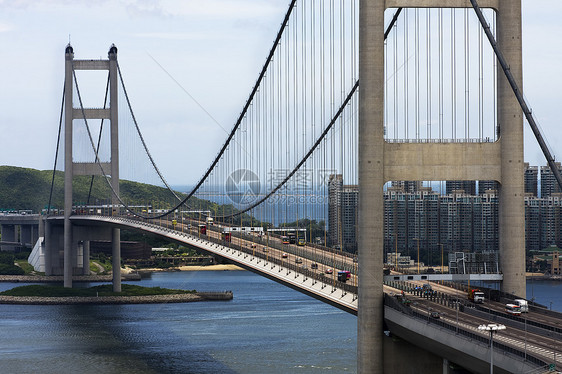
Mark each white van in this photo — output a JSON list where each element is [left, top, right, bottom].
[[513, 299, 529, 313]]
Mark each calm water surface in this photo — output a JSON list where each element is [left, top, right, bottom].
[[0, 271, 356, 374], [0, 271, 559, 374]]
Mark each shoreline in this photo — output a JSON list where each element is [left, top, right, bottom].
[[0, 264, 245, 283], [135, 264, 244, 273], [526, 272, 562, 281]]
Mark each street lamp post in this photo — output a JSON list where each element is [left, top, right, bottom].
[[394, 232, 398, 272], [414, 238, 420, 274], [478, 324, 506, 374], [525, 313, 527, 361], [456, 295, 459, 334], [440, 243, 444, 275]]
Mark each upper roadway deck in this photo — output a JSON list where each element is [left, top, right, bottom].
[[26, 213, 562, 372]]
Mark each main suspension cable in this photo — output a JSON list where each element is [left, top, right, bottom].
[[47, 82, 66, 215]]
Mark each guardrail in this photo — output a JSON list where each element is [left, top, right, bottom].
[[469, 304, 562, 338], [82, 215, 358, 297], [383, 293, 550, 368]]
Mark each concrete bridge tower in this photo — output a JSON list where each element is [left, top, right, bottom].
[[57, 44, 121, 290], [357, 1, 524, 372]]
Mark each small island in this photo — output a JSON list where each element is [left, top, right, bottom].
[[0, 242, 237, 304], [0, 284, 233, 305]]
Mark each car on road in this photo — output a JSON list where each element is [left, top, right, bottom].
[[325, 268, 333, 274], [295, 258, 302, 264], [282, 253, 288, 258], [430, 311, 440, 319]]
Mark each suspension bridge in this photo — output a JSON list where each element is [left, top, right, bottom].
[[8, 0, 562, 372]]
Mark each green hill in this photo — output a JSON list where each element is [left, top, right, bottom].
[[0, 165, 185, 212], [0, 165, 258, 227]]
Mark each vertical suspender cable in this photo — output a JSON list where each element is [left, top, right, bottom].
[[87, 75, 110, 205], [439, 9, 443, 141], [451, 9, 456, 140], [394, 24, 398, 140], [465, 8, 470, 140], [478, 11, 483, 141], [427, 9, 431, 140], [47, 83, 66, 215], [404, 10, 409, 139], [470, 0, 562, 190], [414, 8, 420, 141]]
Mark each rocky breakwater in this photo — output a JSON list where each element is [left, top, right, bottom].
[[0, 273, 141, 283], [0, 291, 233, 305]]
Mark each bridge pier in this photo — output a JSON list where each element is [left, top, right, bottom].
[[42, 218, 116, 276], [497, 0, 526, 298], [82, 240, 90, 276], [442, 358, 450, 374], [59, 44, 122, 290], [358, 1, 385, 373], [112, 228, 121, 292], [359, 1, 526, 372], [0, 224, 16, 251]]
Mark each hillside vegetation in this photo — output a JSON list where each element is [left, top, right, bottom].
[[0, 165, 186, 212], [0, 165, 260, 227]]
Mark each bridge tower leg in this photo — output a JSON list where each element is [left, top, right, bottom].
[[358, 1, 385, 373], [109, 46, 122, 292], [63, 45, 73, 288], [496, 0, 525, 298], [63, 44, 121, 289], [358, 1, 524, 372]]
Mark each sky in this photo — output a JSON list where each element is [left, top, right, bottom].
[[0, 0, 561, 186]]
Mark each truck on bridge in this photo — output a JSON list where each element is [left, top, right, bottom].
[[468, 288, 485, 303]]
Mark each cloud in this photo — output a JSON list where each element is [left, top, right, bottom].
[[131, 31, 207, 41], [123, 0, 285, 20], [0, 0, 110, 10], [0, 22, 13, 32]]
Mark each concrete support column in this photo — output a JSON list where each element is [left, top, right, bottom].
[[39, 216, 44, 240], [21, 225, 32, 247], [44, 219, 52, 276], [31, 224, 38, 246], [497, 0, 525, 297], [358, 1, 385, 373], [83, 240, 90, 275], [108, 45, 121, 293], [1, 224, 16, 251], [443, 358, 450, 374], [112, 228, 121, 292], [64, 44, 75, 288]]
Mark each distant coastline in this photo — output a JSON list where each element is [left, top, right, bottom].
[[526, 272, 561, 281]]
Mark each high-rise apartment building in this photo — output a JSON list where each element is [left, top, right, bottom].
[[391, 180, 422, 193], [328, 166, 559, 261], [383, 188, 498, 266], [328, 174, 343, 247], [524, 193, 562, 251], [341, 185, 359, 252], [328, 174, 359, 252], [478, 180, 498, 195], [540, 162, 562, 197], [446, 180, 476, 195], [524, 163, 538, 196]]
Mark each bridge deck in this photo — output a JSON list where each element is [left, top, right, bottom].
[[40, 214, 561, 372]]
